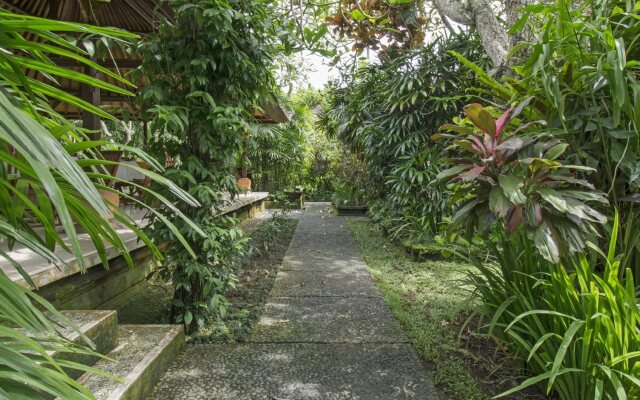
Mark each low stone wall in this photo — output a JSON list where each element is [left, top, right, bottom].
[[38, 245, 156, 310], [33, 194, 268, 311], [227, 197, 266, 221]]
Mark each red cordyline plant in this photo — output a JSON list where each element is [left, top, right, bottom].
[[435, 100, 608, 263]]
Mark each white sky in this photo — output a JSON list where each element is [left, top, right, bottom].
[[303, 51, 338, 89]]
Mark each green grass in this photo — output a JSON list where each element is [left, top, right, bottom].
[[346, 218, 506, 400]]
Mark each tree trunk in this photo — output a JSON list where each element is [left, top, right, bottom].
[[431, 0, 509, 68], [505, 0, 533, 64]]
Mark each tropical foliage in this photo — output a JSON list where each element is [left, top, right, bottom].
[[0, 10, 197, 399], [324, 0, 640, 398], [437, 102, 608, 263], [434, 1, 640, 398], [465, 215, 639, 399], [5, 0, 640, 398], [322, 32, 488, 249], [137, 0, 278, 331], [249, 89, 345, 200]]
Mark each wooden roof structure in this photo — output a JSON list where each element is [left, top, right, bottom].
[[4, 0, 288, 131], [2, 0, 174, 33]]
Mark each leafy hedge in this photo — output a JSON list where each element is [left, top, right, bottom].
[[321, 33, 488, 249]]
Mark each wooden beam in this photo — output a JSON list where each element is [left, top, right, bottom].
[[0, 1, 28, 14], [126, 1, 155, 28], [52, 58, 141, 69], [47, 0, 58, 19], [143, 120, 148, 146]]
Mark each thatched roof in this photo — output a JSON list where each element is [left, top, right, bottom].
[[2, 0, 173, 33], [4, 0, 289, 123]]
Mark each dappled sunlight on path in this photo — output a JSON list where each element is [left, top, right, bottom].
[[148, 203, 438, 399]]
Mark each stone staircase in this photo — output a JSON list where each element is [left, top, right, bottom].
[[58, 310, 184, 400]]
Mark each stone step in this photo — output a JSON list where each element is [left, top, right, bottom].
[[54, 310, 119, 378], [77, 324, 185, 400]]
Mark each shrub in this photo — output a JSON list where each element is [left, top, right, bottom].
[[138, 0, 278, 331], [322, 32, 487, 247], [437, 102, 608, 262], [466, 214, 640, 399]]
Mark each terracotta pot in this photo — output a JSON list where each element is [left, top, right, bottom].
[[99, 189, 120, 210], [237, 177, 252, 191]]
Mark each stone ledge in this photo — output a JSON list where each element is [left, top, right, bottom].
[[1, 192, 269, 291], [0, 227, 143, 290], [76, 324, 185, 400], [218, 191, 269, 215]]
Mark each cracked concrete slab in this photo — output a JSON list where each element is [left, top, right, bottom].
[[249, 296, 407, 343], [269, 269, 378, 297]]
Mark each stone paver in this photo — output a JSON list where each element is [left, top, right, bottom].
[[269, 269, 378, 297], [148, 343, 435, 400], [148, 203, 438, 399], [250, 296, 407, 343]]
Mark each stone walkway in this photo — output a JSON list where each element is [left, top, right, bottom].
[[149, 203, 438, 399]]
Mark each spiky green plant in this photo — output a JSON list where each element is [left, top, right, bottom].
[[465, 213, 639, 399]]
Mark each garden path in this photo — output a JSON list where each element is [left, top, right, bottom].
[[148, 203, 438, 399]]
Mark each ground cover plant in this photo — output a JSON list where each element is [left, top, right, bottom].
[[346, 218, 542, 400]]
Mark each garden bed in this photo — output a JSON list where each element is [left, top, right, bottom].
[[115, 214, 299, 342], [194, 215, 298, 342]]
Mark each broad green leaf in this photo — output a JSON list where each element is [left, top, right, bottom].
[[538, 188, 568, 212], [498, 174, 527, 204], [544, 143, 569, 160], [436, 165, 468, 181], [489, 186, 511, 217], [438, 124, 473, 136], [533, 222, 560, 263], [464, 103, 496, 136], [351, 10, 365, 21]]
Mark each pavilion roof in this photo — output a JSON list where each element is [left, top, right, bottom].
[[3, 0, 289, 124], [2, 0, 174, 33]]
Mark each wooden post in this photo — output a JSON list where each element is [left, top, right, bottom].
[[80, 63, 101, 140], [143, 120, 148, 146]]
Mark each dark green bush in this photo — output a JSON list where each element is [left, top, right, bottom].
[[321, 32, 488, 248]]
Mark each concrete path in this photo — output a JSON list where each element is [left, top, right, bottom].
[[148, 203, 438, 399]]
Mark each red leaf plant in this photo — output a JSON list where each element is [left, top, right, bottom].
[[434, 101, 608, 263]]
